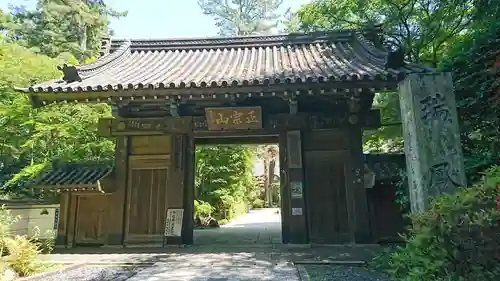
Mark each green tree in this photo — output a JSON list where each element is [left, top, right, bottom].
[[297, 0, 473, 66], [195, 145, 256, 220], [6, 0, 126, 60], [198, 0, 285, 36], [0, 41, 114, 198], [296, 0, 476, 153], [439, 19, 500, 181]]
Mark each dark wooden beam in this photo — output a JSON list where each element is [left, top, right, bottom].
[[98, 110, 381, 137], [195, 136, 278, 145]]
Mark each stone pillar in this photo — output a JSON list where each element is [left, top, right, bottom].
[[399, 73, 467, 213]]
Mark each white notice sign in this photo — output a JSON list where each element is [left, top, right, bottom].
[[292, 207, 303, 216], [164, 209, 184, 237]]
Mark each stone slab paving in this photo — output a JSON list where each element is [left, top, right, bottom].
[[35, 209, 385, 280], [37, 246, 384, 280], [124, 253, 299, 281]]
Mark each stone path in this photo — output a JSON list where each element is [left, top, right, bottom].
[[194, 208, 282, 245], [36, 209, 384, 280], [124, 253, 299, 281], [39, 246, 384, 280]]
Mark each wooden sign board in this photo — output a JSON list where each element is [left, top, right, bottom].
[[164, 208, 184, 237], [205, 107, 262, 130]]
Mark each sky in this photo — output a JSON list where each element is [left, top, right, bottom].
[[1, 0, 311, 38]]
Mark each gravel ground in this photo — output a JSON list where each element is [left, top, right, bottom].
[[304, 265, 390, 281], [35, 265, 145, 281]]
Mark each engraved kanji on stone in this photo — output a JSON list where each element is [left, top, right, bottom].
[[428, 162, 462, 196], [419, 93, 452, 124]]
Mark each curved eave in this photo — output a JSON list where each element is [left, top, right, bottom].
[[32, 162, 115, 193], [17, 30, 433, 107], [21, 80, 406, 107]]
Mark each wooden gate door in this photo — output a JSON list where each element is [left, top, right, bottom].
[[74, 195, 107, 245], [124, 155, 170, 244], [305, 150, 351, 244]]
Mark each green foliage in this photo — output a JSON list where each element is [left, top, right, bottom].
[[297, 0, 472, 66], [394, 169, 410, 211], [5, 0, 127, 60], [194, 200, 215, 219], [0, 206, 55, 278], [4, 235, 43, 277], [0, 206, 19, 257], [1, 162, 51, 198], [195, 145, 256, 220], [298, 0, 500, 175], [218, 219, 229, 225], [372, 166, 500, 281], [363, 92, 404, 153], [198, 0, 285, 36], [439, 20, 500, 182], [0, 31, 113, 199], [30, 227, 55, 254]]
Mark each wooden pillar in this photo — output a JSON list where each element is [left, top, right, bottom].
[[182, 135, 195, 245], [106, 136, 128, 245], [399, 73, 467, 213], [280, 130, 308, 244], [163, 134, 187, 245], [347, 126, 372, 243], [66, 193, 77, 247], [55, 192, 69, 247]]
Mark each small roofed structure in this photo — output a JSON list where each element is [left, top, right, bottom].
[[32, 161, 115, 193]]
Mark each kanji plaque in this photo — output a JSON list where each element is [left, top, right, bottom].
[[205, 107, 262, 130]]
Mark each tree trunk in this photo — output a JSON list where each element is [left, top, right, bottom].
[[268, 159, 276, 206], [263, 158, 270, 207]]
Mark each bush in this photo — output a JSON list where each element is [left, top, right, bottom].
[[0, 206, 19, 257], [252, 199, 265, 209], [372, 166, 500, 281], [218, 219, 229, 225], [4, 235, 43, 277], [194, 200, 214, 219], [30, 227, 55, 254], [0, 206, 54, 278]]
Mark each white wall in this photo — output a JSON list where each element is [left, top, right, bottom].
[[6, 205, 59, 239]]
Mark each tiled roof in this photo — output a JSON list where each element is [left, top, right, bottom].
[[22, 30, 430, 93], [365, 154, 406, 181], [32, 162, 114, 192]]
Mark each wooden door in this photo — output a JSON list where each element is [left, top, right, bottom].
[[305, 150, 350, 244], [74, 195, 107, 245], [124, 155, 169, 244]]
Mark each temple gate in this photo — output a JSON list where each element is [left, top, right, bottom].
[[20, 29, 463, 247]]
